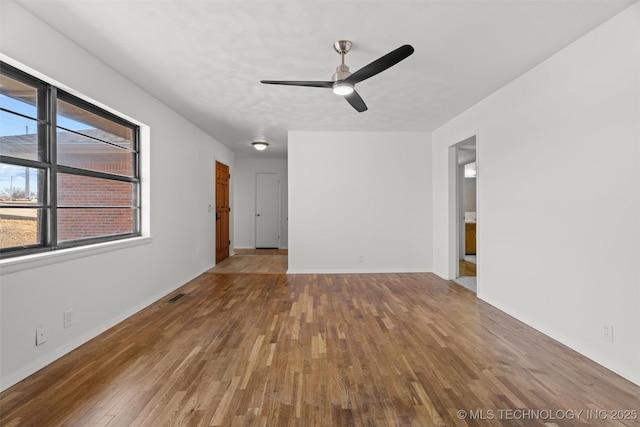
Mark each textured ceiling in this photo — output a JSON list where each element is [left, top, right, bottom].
[[16, 0, 637, 159]]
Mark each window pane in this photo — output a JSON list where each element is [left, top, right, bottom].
[[57, 129, 134, 177], [57, 99, 134, 150], [0, 111, 41, 160], [0, 208, 43, 249], [57, 173, 134, 207], [0, 74, 38, 119], [57, 208, 135, 242], [0, 164, 44, 204]]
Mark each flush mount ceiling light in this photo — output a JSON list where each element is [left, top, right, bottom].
[[252, 141, 269, 151]]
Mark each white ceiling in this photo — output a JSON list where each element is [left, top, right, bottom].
[[16, 0, 636, 159]]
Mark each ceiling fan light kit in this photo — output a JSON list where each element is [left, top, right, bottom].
[[260, 40, 414, 112], [332, 81, 354, 96]]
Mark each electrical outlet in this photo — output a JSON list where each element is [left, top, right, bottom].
[[602, 325, 614, 343], [36, 326, 47, 346], [357, 255, 364, 263], [64, 309, 74, 329]]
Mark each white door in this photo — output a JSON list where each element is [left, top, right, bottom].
[[255, 172, 280, 248]]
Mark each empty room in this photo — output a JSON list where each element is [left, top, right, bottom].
[[1, 0, 639, 425]]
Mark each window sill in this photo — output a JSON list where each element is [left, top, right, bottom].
[[0, 236, 152, 275]]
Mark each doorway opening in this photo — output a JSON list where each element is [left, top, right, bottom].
[[450, 136, 477, 292]]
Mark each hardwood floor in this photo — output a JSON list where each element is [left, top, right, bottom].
[[207, 249, 288, 274], [1, 270, 639, 426], [459, 260, 476, 277]]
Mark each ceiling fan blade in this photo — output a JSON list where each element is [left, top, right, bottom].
[[344, 90, 368, 112], [260, 80, 333, 88], [346, 45, 414, 85]]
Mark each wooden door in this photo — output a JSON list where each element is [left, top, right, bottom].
[[216, 161, 230, 263]]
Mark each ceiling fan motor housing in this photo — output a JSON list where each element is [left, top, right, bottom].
[[332, 64, 351, 82], [332, 64, 354, 95]]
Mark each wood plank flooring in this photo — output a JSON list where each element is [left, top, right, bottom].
[[207, 249, 288, 274], [1, 270, 639, 426], [458, 260, 476, 277]]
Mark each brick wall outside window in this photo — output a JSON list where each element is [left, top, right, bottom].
[[57, 152, 135, 242]]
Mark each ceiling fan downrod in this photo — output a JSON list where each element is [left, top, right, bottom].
[[332, 40, 353, 94]]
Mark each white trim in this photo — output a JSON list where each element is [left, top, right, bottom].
[[447, 131, 479, 280], [447, 145, 459, 279], [0, 236, 152, 275], [286, 268, 432, 275]]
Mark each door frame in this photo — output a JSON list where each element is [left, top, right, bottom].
[[448, 132, 478, 280], [458, 159, 477, 260], [254, 171, 281, 249]]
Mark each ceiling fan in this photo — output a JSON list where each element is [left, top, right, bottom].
[[260, 41, 414, 112]]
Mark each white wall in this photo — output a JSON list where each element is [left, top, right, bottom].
[[432, 3, 640, 384], [234, 157, 288, 249], [0, 1, 233, 391], [288, 131, 432, 273]]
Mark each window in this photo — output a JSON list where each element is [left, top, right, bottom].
[[0, 62, 140, 258]]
